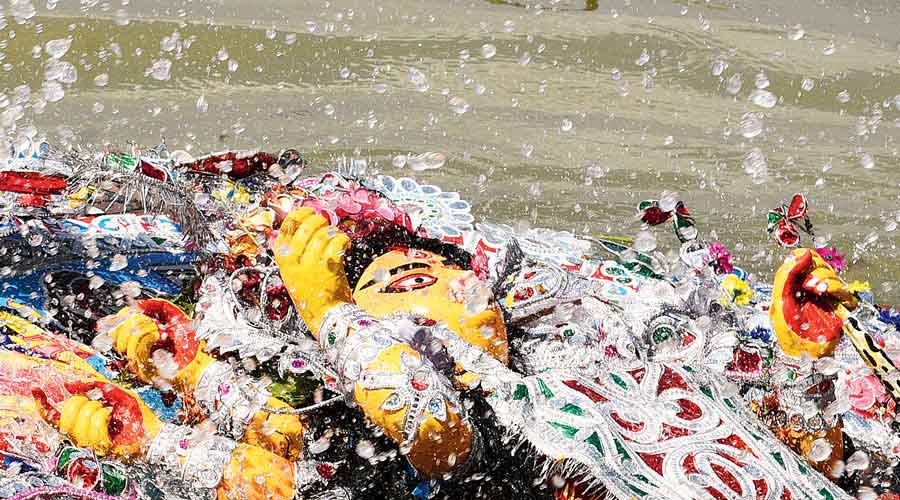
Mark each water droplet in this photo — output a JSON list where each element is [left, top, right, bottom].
[[286, 33, 298, 44], [10, 0, 37, 23], [807, 438, 832, 462], [859, 152, 874, 169], [114, 8, 129, 25], [308, 436, 331, 454], [408, 68, 430, 92], [265, 28, 277, 40], [216, 48, 229, 62], [339, 67, 350, 79], [823, 41, 835, 56], [739, 112, 763, 138], [92, 102, 104, 113], [45, 60, 78, 84], [503, 20, 514, 32], [227, 59, 239, 73], [633, 231, 657, 252], [611, 68, 622, 81], [801, 78, 815, 92], [711, 59, 727, 76], [40, 81, 64, 102], [91, 333, 113, 353], [725, 73, 742, 95], [374, 83, 389, 94], [356, 440, 375, 459], [474, 83, 486, 95], [636, 49, 650, 67], [392, 154, 406, 168], [743, 147, 769, 184], [836, 90, 849, 104], [480, 43, 496, 59], [94, 73, 109, 87], [846, 451, 870, 472], [518, 52, 532, 66], [408, 152, 445, 171], [749, 89, 777, 108], [448, 96, 469, 115], [521, 143, 534, 158], [160, 32, 179, 52], [664, 135, 674, 145], [658, 191, 679, 211], [560, 118, 574, 132], [146, 58, 172, 81], [109, 254, 128, 272], [44, 37, 72, 59], [697, 14, 711, 31], [754, 72, 770, 89], [196, 95, 208, 113], [787, 24, 805, 40]]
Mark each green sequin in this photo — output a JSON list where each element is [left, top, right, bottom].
[[560, 403, 584, 416], [609, 373, 628, 390], [548, 421, 578, 438], [585, 432, 604, 456], [538, 378, 554, 398], [513, 384, 529, 401]]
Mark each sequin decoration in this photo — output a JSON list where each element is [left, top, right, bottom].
[[369, 175, 475, 244]]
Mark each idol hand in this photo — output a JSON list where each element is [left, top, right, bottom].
[[273, 207, 352, 336]]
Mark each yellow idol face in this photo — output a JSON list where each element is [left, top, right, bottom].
[[353, 249, 508, 363]]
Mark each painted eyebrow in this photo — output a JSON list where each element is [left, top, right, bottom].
[[358, 262, 431, 291]]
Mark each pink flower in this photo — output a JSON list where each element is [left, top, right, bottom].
[[815, 247, 845, 273], [707, 241, 734, 274], [846, 373, 889, 415]]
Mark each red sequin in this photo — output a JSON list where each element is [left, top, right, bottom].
[[561, 379, 608, 403], [656, 366, 691, 394]]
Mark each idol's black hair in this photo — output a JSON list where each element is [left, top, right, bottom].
[[343, 221, 473, 289]]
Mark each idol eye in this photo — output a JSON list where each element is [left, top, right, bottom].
[[383, 273, 437, 293]]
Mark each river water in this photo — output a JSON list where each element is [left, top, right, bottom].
[[2, 0, 899, 300]]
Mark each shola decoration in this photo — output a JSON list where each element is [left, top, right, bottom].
[[767, 193, 814, 247]]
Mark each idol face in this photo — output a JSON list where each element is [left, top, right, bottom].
[[353, 249, 508, 363]]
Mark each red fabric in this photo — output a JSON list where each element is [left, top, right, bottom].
[[0, 171, 66, 194]]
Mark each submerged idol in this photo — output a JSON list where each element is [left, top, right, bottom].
[[0, 146, 898, 500]]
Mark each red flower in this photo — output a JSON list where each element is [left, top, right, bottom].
[[641, 206, 672, 225]]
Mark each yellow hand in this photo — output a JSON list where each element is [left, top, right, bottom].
[[46, 383, 163, 460], [107, 307, 161, 383], [59, 396, 115, 455], [273, 207, 352, 336]]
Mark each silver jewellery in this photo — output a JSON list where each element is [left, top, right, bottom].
[[146, 423, 237, 490], [194, 360, 272, 439], [225, 266, 303, 337]]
